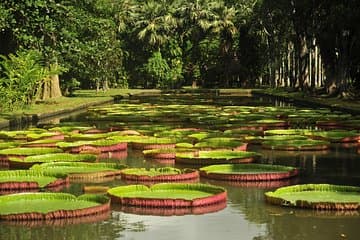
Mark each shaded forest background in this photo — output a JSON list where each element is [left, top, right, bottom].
[[0, 0, 359, 110]]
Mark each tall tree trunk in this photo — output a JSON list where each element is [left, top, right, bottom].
[[296, 33, 309, 91]]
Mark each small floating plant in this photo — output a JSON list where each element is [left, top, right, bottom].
[[265, 184, 360, 210]]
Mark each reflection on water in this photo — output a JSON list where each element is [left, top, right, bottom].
[[1, 95, 360, 240]]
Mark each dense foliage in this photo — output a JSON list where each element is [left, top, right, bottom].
[[0, 0, 359, 110]]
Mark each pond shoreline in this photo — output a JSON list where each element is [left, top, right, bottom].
[[0, 88, 359, 129]]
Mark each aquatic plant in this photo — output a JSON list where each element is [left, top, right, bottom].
[[176, 150, 261, 165], [9, 153, 97, 169], [108, 183, 227, 208], [199, 164, 298, 181], [31, 162, 127, 181], [0, 192, 110, 220], [120, 167, 199, 182], [265, 184, 360, 210]]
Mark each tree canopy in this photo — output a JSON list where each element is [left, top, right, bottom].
[[0, 0, 359, 110]]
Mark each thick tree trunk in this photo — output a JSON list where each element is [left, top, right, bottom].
[[39, 74, 62, 100], [39, 60, 62, 100]]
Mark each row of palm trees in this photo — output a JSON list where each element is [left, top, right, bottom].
[[113, 0, 246, 88]]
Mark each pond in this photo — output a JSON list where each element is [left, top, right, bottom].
[[0, 93, 360, 240]]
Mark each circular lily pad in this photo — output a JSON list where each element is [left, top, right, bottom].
[[176, 150, 261, 165], [199, 164, 298, 181], [120, 167, 199, 183], [261, 139, 330, 151], [0, 193, 110, 221], [265, 184, 360, 210], [131, 137, 176, 150], [57, 139, 127, 153], [305, 130, 360, 143], [142, 147, 196, 160], [0, 170, 68, 193], [21, 139, 63, 148], [8, 153, 97, 169], [264, 129, 307, 136], [0, 147, 64, 167], [0, 141, 21, 150], [114, 201, 227, 216], [0, 147, 63, 159], [31, 162, 127, 181], [194, 137, 248, 151], [108, 183, 227, 208]]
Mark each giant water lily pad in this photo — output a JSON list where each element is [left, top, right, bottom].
[[0, 147, 63, 157], [9, 153, 97, 169], [21, 139, 63, 148], [262, 139, 330, 151], [57, 139, 127, 153], [265, 184, 360, 210], [120, 167, 199, 183], [0, 193, 110, 220], [0, 170, 68, 193], [304, 130, 360, 143], [199, 164, 298, 181], [143, 147, 196, 160], [108, 183, 227, 209], [264, 129, 307, 136], [31, 162, 127, 181], [245, 134, 308, 144], [194, 137, 247, 151], [0, 147, 64, 167], [0, 141, 21, 150], [176, 150, 261, 165], [131, 137, 176, 150]]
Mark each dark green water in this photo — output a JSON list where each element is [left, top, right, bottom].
[[1, 94, 360, 240]]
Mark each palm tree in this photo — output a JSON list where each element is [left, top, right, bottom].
[[210, 2, 238, 86], [134, 0, 177, 49], [176, 0, 215, 87]]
